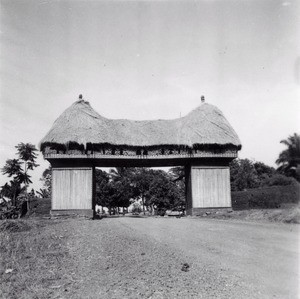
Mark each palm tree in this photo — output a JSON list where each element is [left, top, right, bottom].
[[0, 180, 26, 206], [276, 133, 300, 180], [0, 183, 13, 198], [1, 143, 39, 206], [1, 159, 22, 177], [15, 143, 39, 189], [15, 143, 38, 162]]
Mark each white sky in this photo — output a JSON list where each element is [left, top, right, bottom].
[[0, 0, 299, 191]]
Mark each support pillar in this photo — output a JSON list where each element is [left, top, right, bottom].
[[50, 167, 94, 217], [185, 165, 232, 216]]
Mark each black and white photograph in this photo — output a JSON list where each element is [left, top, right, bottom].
[[0, 0, 299, 298]]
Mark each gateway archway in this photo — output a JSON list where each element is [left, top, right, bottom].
[[40, 96, 241, 217]]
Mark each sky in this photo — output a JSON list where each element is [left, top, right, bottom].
[[0, 0, 299, 191]]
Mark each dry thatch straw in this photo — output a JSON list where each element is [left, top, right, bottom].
[[40, 99, 241, 151]]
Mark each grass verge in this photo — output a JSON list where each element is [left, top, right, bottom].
[[0, 219, 73, 299], [201, 204, 300, 224]]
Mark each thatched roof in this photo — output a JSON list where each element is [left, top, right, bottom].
[[40, 99, 241, 150]]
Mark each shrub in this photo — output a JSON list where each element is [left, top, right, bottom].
[[232, 184, 300, 210], [262, 174, 297, 187]]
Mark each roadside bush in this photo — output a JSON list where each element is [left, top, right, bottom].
[[231, 195, 249, 210], [262, 174, 297, 187], [232, 184, 300, 210]]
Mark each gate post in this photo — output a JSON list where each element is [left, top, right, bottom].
[[185, 164, 232, 216], [50, 166, 94, 218]]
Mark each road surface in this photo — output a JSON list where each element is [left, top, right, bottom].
[[63, 216, 299, 298]]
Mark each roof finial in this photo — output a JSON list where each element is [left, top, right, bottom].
[[79, 94, 83, 99], [201, 95, 205, 103]]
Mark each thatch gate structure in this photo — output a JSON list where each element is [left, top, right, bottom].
[[40, 96, 241, 217]]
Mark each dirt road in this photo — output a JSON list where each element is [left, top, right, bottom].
[[1, 217, 299, 299], [61, 217, 299, 299]]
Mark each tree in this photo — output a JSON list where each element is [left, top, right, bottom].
[[0, 183, 12, 198], [109, 168, 136, 213], [95, 168, 135, 214], [169, 166, 185, 182], [1, 143, 39, 205], [95, 169, 110, 209], [1, 159, 22, 177], [36, 188, 49, 198], [0, 181, 25, 200], [39, 166, 52, 197], [15, 143, 39, 187], [276, 133, 300, 181], [96, 167, 153, 214], [148, 170, 185, 214], [131, 168, 154, 214], [230, 158, 297, 191], [230, 159, 259, 191], [253, 161, 276, 186], [169, 166, 185, 205], [95, 167, 186, 215]]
